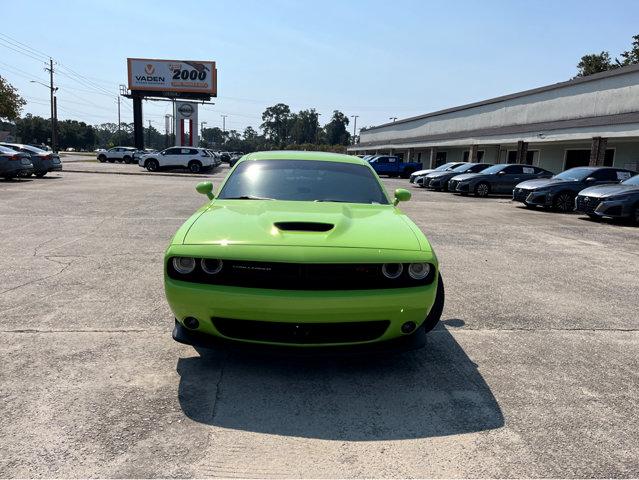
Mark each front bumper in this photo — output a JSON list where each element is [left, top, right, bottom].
[[524, 190, 553, 207], [575, 195, 630, 218], [165, 278, 437, 348], [454, 182, 470, 193]]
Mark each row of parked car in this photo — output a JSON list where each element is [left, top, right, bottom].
[[95, 146, 244, 173], [0, 143, 63, 180], [407, 162, 639, 223]]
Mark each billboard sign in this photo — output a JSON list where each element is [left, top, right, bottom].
[[127, 58, 217, 96]]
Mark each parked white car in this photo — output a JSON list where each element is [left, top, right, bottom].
[[96, 147, 137, 164], [137, 147, 217, 173]]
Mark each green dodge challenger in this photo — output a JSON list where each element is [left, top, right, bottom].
[[165, 151, 444, 352]]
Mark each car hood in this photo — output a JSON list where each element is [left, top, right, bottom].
[[184, 200, 425, 251], [516, 178, 577, 190], [412, 169, 433, 176], [579, 184, 639, 197], [425, 171, 452, 179]]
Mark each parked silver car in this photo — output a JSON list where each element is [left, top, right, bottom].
[[0, 145, 33, 179], [0, 143, 62, 177]]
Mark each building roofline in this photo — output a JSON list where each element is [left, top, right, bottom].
[[363, 63, 639, 132]]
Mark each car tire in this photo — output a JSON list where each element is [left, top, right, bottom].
[[98, 154, 107, 163], [145, 159, 159, 172], [188, 161, 202, 173], [524, 203, 536, 209], [423, 273, 445, 333], [123, 156, 132, 164], [475, 182, 490, 197], [632, 203, 639, 225], [554, 191, 575, 213]]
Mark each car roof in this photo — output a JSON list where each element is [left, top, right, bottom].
[[242, 150, 367, 165]]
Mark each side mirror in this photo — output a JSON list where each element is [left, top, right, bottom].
[[497, 170, 506, 175], [196, 181, 214, 200], [585, 177, 596, 183], [393, 188, 411, 206]]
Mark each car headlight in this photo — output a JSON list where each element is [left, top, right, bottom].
[[381, 263, 403, 279], [408, 263, 431, 280], [201, 258, 223, 274], [172, 257, 196, 274]]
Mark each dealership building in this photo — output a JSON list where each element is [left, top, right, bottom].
[[349, 64, 639, 173]]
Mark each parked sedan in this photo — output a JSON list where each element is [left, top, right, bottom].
[[575, 174, 639, 223], [423, 163, 492, 191], [513, 166, 637, 212], [0, 145, 33, 179], [449, 164, 552, 197], [0, 143, 62, 177], [409, 162, 465, 184]]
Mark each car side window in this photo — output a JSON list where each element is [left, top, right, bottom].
[[164, 148, 180, 155], [376, 157, 388, 163], [388, 157, 397, 163], [591, 169, 617, 181], [504, 165, 523, 174]]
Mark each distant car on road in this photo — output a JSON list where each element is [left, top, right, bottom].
[[138, 147, 217, 173], [0, 142, 62, 177], [513, 166, 637, 212], [575, 174, 639, 223], [449, 164, 552, 197], [0, 145, 33, 179], [96, 146, 137, 164], [423, 163, 492, 191], [368, 155, 422, 178], [409, 162, 466, 184]]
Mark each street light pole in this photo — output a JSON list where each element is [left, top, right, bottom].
[[220, 115, 227, 133], [30, 74, 58, 152], [351, 115, 359, 144]]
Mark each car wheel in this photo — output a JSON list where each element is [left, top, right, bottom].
[[123, 155, 132, 164], [98, 154, 107, 163], [188, 161, 202, 173], [35, 172, 47, 178], [145, 159, 159, 172], [475, 182, 490, 197], [423, 273, 445, 333], [632, 203, 639, 225], [554, 192, 575, 213]]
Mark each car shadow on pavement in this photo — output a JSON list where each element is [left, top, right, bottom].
[[176, 324, 503, 440]]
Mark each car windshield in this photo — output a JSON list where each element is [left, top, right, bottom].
[[0, 145, 18, 154], [451, 163, 476, 173], [622, 174, 639, 186], [218, 159, 390, 204], [479, 164, 508, 174], [554, 167, 593, 181], [434, 162, 457, 171]]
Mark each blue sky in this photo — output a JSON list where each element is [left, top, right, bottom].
[[2, 0, 639, 135]]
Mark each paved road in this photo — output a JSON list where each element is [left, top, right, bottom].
[[0, 170, 638, 477]]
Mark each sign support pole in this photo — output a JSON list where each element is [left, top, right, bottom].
[[133, 95, 144, 150]]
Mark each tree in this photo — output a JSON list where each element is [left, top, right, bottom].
[[16, 114, 50, 145], [201, 126, 225, 147], [323, 110, 351, 145], [618, 34, 639, 66], [290, 109, 320, 144], [261, 103, 292, 146], [576, 51, 616, 77], [0, 76, 26, 121]]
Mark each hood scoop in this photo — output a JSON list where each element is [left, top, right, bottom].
[[274, 222, 334, 232]]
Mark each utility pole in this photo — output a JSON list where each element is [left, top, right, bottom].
[[45, 58, 58, 152], [220, 114, 227, 133], [117, 96, 121, 145], [350, 115, 359, 145], [147, 120, 152, 147]]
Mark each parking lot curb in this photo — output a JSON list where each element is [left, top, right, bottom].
[[62, 168, 206, 178]]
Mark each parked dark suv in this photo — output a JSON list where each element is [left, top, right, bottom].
[[0, 145, 33, 179], [513, 166, 637, 212], [0, 143, 62, 177]]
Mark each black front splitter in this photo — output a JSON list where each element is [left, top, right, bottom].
[[172, 320, 426, 357]]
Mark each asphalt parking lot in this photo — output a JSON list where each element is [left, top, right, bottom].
[[1, 166, 638, 477]]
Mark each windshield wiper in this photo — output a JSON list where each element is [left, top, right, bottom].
[[223, 195, 274, 200]]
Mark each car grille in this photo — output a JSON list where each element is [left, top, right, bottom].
[[455, 182, 469, 192], [576, 195, 602, 214], [167, 259, 435, 290], [212, 318, 390, 344], [448, 179, 458, 190], [512, 188, 530, 202]]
